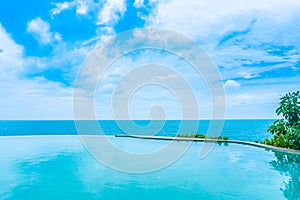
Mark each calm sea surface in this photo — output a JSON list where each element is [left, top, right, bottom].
[[0, 120, 274, 142]]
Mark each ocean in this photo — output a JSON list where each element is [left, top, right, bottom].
[[0, 120, 274, 142]]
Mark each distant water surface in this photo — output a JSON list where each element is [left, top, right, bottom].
[[0, 120, 274, 142]]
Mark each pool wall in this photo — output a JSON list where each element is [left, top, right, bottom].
[[115, 134, 300, 155]]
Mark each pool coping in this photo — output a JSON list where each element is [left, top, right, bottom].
[[115, 134, 300, 155], [1, 134, 299, 155]]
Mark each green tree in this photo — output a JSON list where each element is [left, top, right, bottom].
[[265, 91, 300, 150]]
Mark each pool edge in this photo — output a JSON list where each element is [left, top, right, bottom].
[[115, 134, 300, 155]]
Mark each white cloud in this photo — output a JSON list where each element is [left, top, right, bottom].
[[50, 0, 93, 17], [134, 0, 144, 8], [50, 1, 74, 16], [147, 0, 300, 35], [237, 71, 259, 79], [1, 2, 127, 120], [230, 92, 279, 107], [146, 0, 300, 81], [223, 77, 300, 118], [97, 0, 126, 26], [0, 24, 24, 78], [143, 0, 299, 118], [0, 23, 75, 119], [2, 1, 300, 120], [76, 0, 89, 15], [0, 24, 23, 55], [224, 80, 240, 88], [0, 77, 73, 119], [26, 17, 61, 45]]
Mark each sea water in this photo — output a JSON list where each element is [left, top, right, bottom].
[[0, 120, 274, 142]]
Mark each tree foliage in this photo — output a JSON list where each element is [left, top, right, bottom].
[[263, 91, 300, 150]]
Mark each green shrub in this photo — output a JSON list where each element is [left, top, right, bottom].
[[209, 136, 222, 140], [196, 134, 207, 139], [177, 133, 229, 141], [261, 138, 271, 145], [270, 134, 284, 147], [267, 91, 300, 150], [177, 133, 207, 139]]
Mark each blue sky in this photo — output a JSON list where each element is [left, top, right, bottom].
[[0, 0, 299, 119]]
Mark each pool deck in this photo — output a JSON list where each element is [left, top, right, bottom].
[[115, 134, 300, 155]]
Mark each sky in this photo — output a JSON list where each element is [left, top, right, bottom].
[[0, 0, 299, 119]]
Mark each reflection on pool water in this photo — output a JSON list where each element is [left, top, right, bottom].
[[0, 136, 299, 200]]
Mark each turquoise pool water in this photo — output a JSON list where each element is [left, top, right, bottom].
[[0, 136, 299, 200]]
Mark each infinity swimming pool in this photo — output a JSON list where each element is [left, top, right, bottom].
[[0, 136, 299, 199]]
